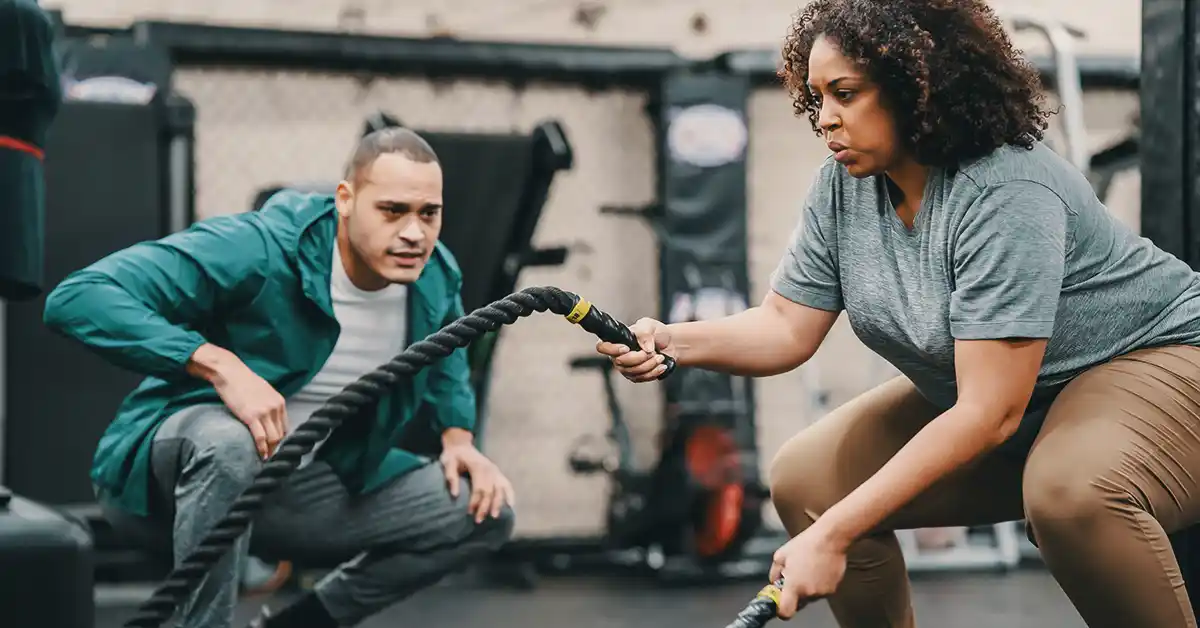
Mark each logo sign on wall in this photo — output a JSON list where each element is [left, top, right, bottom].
[[666, 104, 749, 168], [64, 76, 157, 104]]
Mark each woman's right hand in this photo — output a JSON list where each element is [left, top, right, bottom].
[[595, 317, 676, 382]]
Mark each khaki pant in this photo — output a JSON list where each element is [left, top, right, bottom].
[[769, 345, 1200, 628]]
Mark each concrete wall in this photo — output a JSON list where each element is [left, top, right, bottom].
[[47, 0, 1143, 537], [47, 0, 1141, 58]]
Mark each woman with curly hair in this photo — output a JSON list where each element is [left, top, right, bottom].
[[595, 1, 1200, 626]]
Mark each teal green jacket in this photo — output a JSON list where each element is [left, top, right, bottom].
[[42, 191, 475, 517]]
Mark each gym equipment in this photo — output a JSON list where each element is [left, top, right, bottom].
[[561, 69, 772, 580], [1142, 0, 1200, 613], [122, 286, 673, 627], [725, 580, 783, 628], [1088, 127, 1139, 204], [2, 97, 194, 505], [1007, 13, 1090, 171], [0, 26, 192, 532], [647, 73, 763, 552], [1, 76, 194, 549], [0, 485, 95, 628], [489, 71, 773, 586], [1140, 0, 1199, 268], [560, 267, 768, 567], [558, 347, 769, 578]]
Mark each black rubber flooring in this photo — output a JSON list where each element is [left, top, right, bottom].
[[95, 567, 1085, 628]]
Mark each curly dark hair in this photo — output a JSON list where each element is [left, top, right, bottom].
[[780, 0, 1055, 167]]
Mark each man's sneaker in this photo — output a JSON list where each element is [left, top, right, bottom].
[[241, 559, 293, 597]]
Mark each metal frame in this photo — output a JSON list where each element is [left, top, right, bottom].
[[1009, 16, 1091, 171]]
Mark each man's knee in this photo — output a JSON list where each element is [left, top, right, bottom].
[[446, 475, 515, 549], [472, 504, 516, 551], [169, 409, 263, 488]]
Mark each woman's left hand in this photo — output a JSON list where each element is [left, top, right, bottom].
[[768, 526, 850, 619]]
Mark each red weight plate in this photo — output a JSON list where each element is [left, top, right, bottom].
[[684, 424, 746, 557]]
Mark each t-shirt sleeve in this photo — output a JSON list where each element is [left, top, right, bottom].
[[950, 180, 1069, 340], [769, 171, 843, 312]]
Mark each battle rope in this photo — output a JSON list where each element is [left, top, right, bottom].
[[123, 286, 674, 628], [725, 580, 783, 628]]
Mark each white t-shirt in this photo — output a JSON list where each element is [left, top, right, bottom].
[[286, 241, 409, 464]]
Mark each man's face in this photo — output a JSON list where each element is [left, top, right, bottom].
[[334, 152, 443, 287]]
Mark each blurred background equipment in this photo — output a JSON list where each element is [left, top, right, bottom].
[[0, 486, 95, 628], [492, 68, 774, 586], [0, 24, 195, 582], [1140, 0, 1200, 606]]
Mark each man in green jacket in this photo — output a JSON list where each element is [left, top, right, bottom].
[[43, 127, 516, 628]]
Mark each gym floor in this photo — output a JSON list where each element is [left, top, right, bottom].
[[93, 567, 1084, 628]]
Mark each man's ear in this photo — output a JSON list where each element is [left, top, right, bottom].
[[334, 180, 354, 218]]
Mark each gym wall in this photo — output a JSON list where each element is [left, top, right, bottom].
[[44, 0, 1144, 538], [44, 0, 1140, 62]]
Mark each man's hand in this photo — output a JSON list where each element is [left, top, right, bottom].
[[439, 428, 515, 523], [187, 343, 289, 459]]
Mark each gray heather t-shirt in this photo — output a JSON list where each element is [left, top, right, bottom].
[[771, 142, 1200, 455]]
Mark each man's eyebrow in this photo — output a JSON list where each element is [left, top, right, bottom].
[[374, 200, 443, 210]]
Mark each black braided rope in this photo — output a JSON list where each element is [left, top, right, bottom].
[[724, 581, 782, 628], [123, 286, 579, 628], [725, 597, 777, 628]]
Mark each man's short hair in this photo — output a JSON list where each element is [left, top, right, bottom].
[[344, 127, 439, 186]]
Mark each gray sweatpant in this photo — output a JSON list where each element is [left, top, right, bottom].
[[98, 404, 515, 628]]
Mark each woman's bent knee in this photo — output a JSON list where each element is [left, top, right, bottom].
[[768, 429, 837, 533], [1023, 454, 1138, 548], [1024, 475, 1108, 533]]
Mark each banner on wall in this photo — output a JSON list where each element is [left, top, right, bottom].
[[652, 70, 759, 492]]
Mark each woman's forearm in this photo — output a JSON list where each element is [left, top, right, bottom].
[[668, 302, 832, 377]]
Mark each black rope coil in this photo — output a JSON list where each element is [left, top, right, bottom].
[[124, 286, 674, 628]]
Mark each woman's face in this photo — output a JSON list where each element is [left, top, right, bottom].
[[807, 34, 902, 177]]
